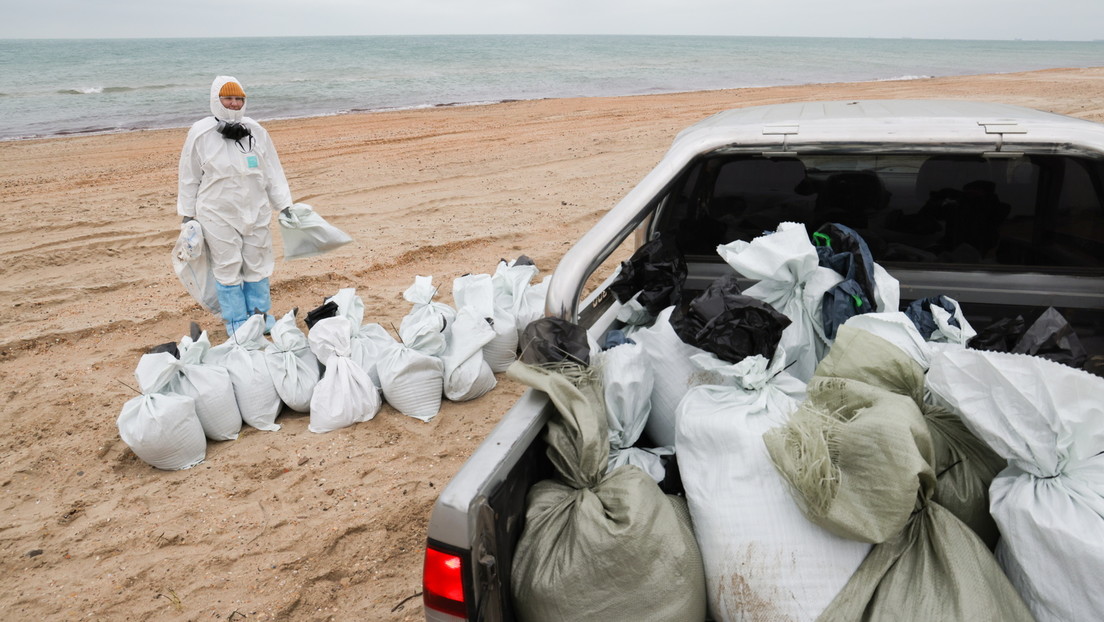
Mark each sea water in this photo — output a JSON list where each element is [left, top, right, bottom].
[[1, 35, 1102, 140]]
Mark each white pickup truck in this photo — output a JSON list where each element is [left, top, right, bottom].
[[421, 99, 1104, 621]]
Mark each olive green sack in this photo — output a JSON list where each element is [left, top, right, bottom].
[[508, 361, 707, 622], [764, 326, 1031, 621]]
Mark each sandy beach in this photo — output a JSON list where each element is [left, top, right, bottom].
[[2, 67, 1103, 621]]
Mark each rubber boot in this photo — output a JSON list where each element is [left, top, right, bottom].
[[215, 282, 249, 337], [243, 278, 276, 334]]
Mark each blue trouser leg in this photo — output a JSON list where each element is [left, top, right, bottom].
[[215, 282, 248, 336], [243, 278, 275, 333]]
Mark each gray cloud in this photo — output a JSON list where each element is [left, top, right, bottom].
[[3, 0, 1102, 40]]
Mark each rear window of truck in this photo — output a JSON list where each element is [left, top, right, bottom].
[[661, 153, 1104, 276]]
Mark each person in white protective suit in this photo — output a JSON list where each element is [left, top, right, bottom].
[[177, 76, 293, 336]]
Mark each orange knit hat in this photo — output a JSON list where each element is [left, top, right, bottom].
[[219, 81, 246, 98]]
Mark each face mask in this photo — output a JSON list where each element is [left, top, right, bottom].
[[217, 121, 255, 153]]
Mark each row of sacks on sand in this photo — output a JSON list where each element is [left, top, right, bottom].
[[504, 227, 1103, 622], [116, 258, 549, 471]]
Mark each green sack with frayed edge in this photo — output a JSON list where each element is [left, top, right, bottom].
[[508, 360, 706, 622], [764, 326, 1031, 621]]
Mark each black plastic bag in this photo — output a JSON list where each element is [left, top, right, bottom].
[[147, 342, 180, 358], [969, 315, 1026, 352], [608, 234, 687, 316], [670, 274, 791, 364], [519, 317, 591, 366], [305, 300, 339, 329], [500, 254, 536, 267], [1013, 307, 1088, 369]]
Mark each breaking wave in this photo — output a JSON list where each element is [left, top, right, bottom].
[[875, 74, 934, 82], [58, 84, 182, 95]]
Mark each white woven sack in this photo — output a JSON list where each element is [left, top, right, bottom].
[[441, 307, 497, 402], [265, 310, 321, 412], [492, 258, 539, 313], [325, 287, 392, 387], [483, 311, 519, 373], [927, 348, 1104, 622], [871, 263, 901, 315], [165, 331, 241, 441], [492, 259, 539, 339], [307, 317, 381, 433], [399, 275, 456, 356], [378, 344, 444, 422], [352, 322, 398, 388], [455, 272, 519, 372], [923, 296, 977, 345], [676, 351, 868, 621], [171, 220, 219, 313], [454, 273, 496, 318], [117, 352, 206, 470], [800, 265, 846, 345], [277, 202, 352, 260], [597, 342, 669, 482], [717, 222, 836, 382], [842, 311, 936, 369], [630, 306, 706, 448], [207, 314, 282, 431], [514, 276, 550, 342], [614, 293, 656, 337], [328, 287, 366, 327]]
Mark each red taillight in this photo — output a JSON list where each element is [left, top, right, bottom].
[[423, 546, 466, 617]]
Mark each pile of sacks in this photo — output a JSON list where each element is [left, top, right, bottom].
[[508, 221, 1102, 622], [116, 257, 549, 471]]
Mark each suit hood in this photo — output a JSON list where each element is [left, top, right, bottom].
[[210, 75, 247, 123]]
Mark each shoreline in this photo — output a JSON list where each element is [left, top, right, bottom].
[[5, 66, 1101, 143], [2, 66, 1104, 621]]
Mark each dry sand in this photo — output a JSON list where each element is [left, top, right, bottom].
[[2, 67, 1103, 621]]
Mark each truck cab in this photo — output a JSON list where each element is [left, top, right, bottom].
[[424, 100, 1104, 621]]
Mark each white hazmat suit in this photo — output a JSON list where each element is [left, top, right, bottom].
[[177, 76, 293, 335]]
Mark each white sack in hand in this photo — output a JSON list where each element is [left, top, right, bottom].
[[172, 220, 219, 313], [117, 352, 206, 470], [265, 310, 321, 412], [307, 316, 381, 433], [165, 330, 242, 441], [206, 314, 282, 431], [277, 202, 352, 260]]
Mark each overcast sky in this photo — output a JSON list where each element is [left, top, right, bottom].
[[3, 0, 1102, 41]]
